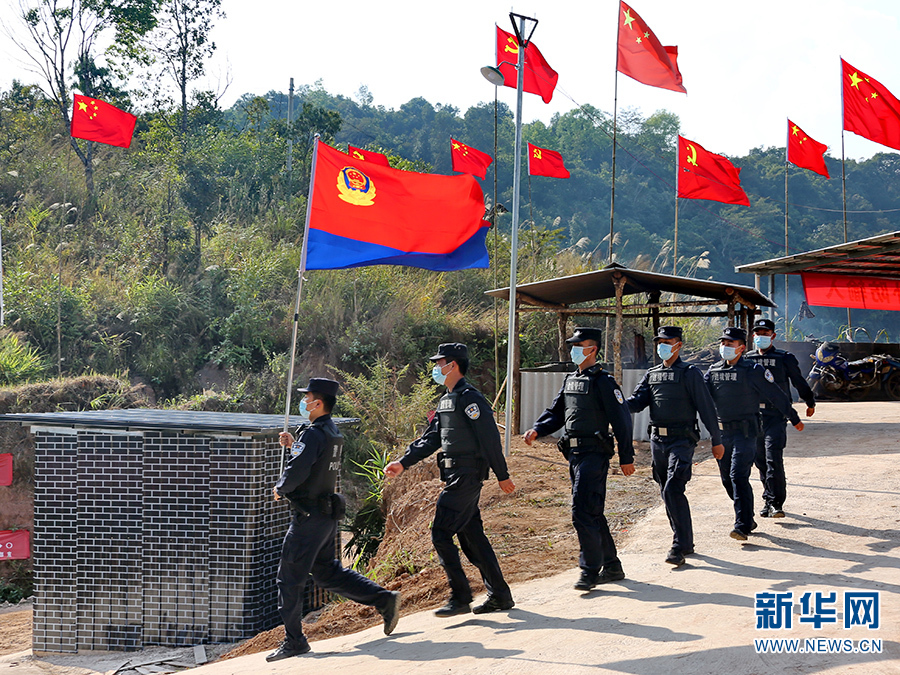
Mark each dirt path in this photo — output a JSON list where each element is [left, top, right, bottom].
[[176, 401, 900, 674]]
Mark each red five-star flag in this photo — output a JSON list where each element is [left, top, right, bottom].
[[616, 1, 686, 94], [842, 59, 900, 151], [496, 26, 559, 104], [677, 136, 749, 206], [70, 94, 137, 148], [528, 143, 570, 178], [787, 119, 830, 178], [0, 530, 30, 560], [347, 145, 390, 167], [0, 453, 10, 486], [451, 138, 493, 180]]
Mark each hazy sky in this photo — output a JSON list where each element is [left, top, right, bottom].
[[4, 0, 900, 161]]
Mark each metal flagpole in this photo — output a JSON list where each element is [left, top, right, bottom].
[[286, 78, 294, 194], [784, 120, 790, 331], [674, 156, 679, 276], [840, 58, 851, 329], [0, 214, 4, 326], [281, 134, 320, 473], [493, 81, 500, 402]]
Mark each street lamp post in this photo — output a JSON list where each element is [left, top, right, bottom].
[[482, 12, 538, 456]]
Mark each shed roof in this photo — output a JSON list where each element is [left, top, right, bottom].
[[485, 264, 774, 308], [735, 230, 900, 280]]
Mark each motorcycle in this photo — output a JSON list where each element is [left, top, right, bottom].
[[807, 342, 900, 401]]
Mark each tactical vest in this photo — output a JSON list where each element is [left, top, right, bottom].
[[563, 370, 611, 437], [437, 386, 481, 457], [646, 364, 697, 425], [295, 422, 344, 499], [706, 361, 760, 420], [746, 349, 789, 394]]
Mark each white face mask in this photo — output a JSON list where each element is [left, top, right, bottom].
[[719, 344, 739, 361], [753, 335, 773, 350]]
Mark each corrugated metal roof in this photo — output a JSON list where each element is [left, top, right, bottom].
[[735, 230, 900, 279], [0, 409, 359, 433], [485, 264, 774, 308]]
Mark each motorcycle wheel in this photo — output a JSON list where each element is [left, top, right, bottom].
[[884, 372, 900, 401]]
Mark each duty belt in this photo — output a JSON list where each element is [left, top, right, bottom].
[[439, 454, 482, 469], [560, 434, 612, 452], [718, 418, 759, 435], [649, 424, 698, 440]]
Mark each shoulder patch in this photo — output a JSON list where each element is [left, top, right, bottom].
[[764, 368, 775, 384], [614, 389, 625, 405], [290, 441, 305, 457], [465, 403, 481, 420]]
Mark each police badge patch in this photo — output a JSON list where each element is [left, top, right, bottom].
[[614, 390, 625, 405], [291, 441, 306, 457], [465, 403, 481, 420], [764, 369, 775, 383]]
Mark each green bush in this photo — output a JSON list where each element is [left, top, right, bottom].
[[0, 331, 47, 385]]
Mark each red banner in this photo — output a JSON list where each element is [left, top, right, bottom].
[[0, 530, 30, 560], [802, 272, 900, 310], [0, 453, 10, 486]]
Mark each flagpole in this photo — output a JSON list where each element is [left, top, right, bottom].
[[493, 86, 500, 402], [840, 57, 851, 329], [281, 134, 320, 471], [784, 120, 790, 332], [609, 70, 619, 264]]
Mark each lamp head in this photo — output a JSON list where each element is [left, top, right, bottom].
[[480, 65, 505, 87]]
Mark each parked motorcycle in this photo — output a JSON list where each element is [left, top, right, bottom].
[[807, 342, 900, 401]]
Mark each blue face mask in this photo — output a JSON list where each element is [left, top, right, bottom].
[[719, 344, 739, 361], [753, 335, 773, 350], [298, 398, 311, 418], [570, 346, 590, 366], [431, 364, 447, 386], [656, 343, 676, 360]]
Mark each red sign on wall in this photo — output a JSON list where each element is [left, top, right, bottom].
[[0, 530, 30, 559], [0, 453, 11, 486], [802, 272, 900, 310]]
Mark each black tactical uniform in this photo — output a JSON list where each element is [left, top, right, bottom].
[[273, 379, 397, 658], [530, 327, 634, 587], [399, 344, 513, 613], [745, 318, 816, 517], [627, 326, 722, 563], [704, 329, 800, 538]]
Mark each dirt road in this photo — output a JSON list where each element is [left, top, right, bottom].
[[4, 401, 898, 674]]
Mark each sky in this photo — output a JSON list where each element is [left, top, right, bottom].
[[3, 0, 900, 161]]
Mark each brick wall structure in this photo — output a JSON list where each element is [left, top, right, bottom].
[[7, 411, 350, 653]]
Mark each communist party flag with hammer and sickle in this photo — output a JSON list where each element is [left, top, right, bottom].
[[677, 136, 749, 206], [528, 143, 570, 178], [70, 94, 137, 148], [495, 26, 558, 104], [616, 1, 686, 94], [787, 119, 830, 178], [347, 145, 391, 167], [842, 59, 900, 152], [450, 138, 493, 180]]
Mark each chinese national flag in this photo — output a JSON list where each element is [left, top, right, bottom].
[[842, 59, 900, 151], [451, 138, 493, 180], [70, 94, 136, 148], [0, 453, 10, 486], [0, 530, 30, 560], [347, 145, 390, 167], [528, 143, 570, 178], [616, 1, 686, 94], [787, 120, 830, 178], [677, 136, 749, 206], [496, 26, 559, 104]]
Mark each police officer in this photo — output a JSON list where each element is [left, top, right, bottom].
[[523, 327, 634, 591], [268, 378, 401, 661], [384, 343, 515, 617], [704, 328, 804, 542], [746, 318, 816, 519], [626, 326, 725, 567]]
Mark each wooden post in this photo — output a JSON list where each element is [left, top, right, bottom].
[[613, 273, 626, 385], [557, 311, 568, 361], [649, 290, 661, 365], [727, 297, 736, 327]]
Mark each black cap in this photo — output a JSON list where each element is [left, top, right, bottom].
[[298, 377, 340, 397], [428, 342, 469, 361], [653, 325, 683, 342], [565, 327, 603, 344], [752, 318, 776, 333], [719, 326, 747, 342]]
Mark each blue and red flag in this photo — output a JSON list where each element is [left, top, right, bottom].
[[306, 141, 490, 271]]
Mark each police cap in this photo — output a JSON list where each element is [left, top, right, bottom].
[[653, 325, 683, 342], [719, 326, 747, 342], [565, 327, 603, 344], [298, 377, 340, 397], [428, 342, 469, 362], [752, 318, 776, 333]]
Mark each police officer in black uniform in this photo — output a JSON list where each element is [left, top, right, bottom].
[[268, 378, 400, 661], [704, 328, 805, 542], [384, 343, 516, 617], [626, 326, 725, 567], [523, 327, 634, 591], [746, 318, 816, 519]]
